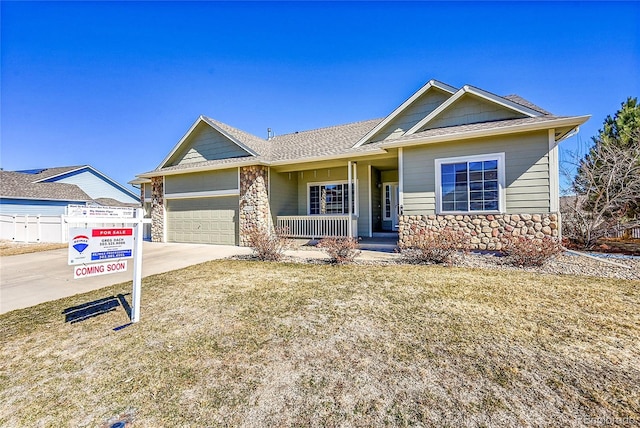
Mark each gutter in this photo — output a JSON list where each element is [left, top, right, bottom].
[[380, 115, 591, 149]]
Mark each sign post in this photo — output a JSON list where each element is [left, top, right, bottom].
[[66, 207, 151, 322], [131, 212, 144, 322]]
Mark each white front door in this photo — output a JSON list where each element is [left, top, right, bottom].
[[383, 182, 400, 231]]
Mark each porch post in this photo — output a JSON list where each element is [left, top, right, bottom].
[[348, 160, 352, 237]]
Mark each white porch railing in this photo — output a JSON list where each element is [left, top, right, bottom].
[[276, 215, 356, 239]]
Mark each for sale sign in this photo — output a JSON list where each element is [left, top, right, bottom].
[[68, 228, 134, 265]]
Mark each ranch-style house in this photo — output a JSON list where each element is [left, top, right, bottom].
[[133, 79, 589, 249]]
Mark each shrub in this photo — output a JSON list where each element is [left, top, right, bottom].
[[400, 228, 470, 264], [245, 226, 292, 261], [500, 235, 563, 267], [317, 237, 361, 264]]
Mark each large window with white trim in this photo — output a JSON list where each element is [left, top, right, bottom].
[[435, 153, 505, 214], [308, 182, 355, 215]]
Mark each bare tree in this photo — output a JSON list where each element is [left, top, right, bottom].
[[561, 130, 640, 248]]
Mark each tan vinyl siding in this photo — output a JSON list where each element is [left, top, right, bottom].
[[143, 183, 151, 199], [270, 170, 298, 218], [168, 122, 250, 166], [421, 94, 526, 131], [164, 168, 238, 194], [402, 130, 551, 215], [371, 167, 382, 232], [381, 170, 398, 183], [356, 163, 370, 237], [375, 89, 451, 141], [296, 167, 349, 214]]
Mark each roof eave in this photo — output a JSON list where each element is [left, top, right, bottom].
[[0, 196, 91, 202], [137, 158, 270, 178], [269, 148, 389, 167], [382, 115, 591, 149]]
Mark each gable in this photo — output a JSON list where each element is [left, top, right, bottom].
[[46, 168, 139, 204], [373, 88, 452, 142], [416, 93, 528, 132], [165, 121, 252, 167], [353, 80, 457, 147]]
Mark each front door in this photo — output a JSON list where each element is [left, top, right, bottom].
[[383, 182, 400, 231]]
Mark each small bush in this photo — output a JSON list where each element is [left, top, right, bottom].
[[317, 237, 361, 264], [500, 235, 563, 267], [400, 228, 470, 264], [245, 226, 292, 261]]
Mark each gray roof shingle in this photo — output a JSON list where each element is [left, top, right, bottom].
[[145, 92, 573, 175], [0, 170, 91, 201], [502, 95, 552, 115], [270, 119, 383, 161]]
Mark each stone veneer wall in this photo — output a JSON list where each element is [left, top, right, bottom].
[[151, 177, 164, 242], [239, 165, 272, 246], [399, 213, 560, 251]]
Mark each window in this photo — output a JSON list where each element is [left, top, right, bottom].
[[385, 185, 392, 219], [383, 182, 398, 220], [308, 182, 355, 215], [435, 153, 504, 213]]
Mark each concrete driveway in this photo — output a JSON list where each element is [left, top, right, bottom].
[[0, 242, 251, 314]]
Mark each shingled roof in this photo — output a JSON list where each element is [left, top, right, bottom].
[[0, 170, 91, 201], [140, 85, 586, 177]]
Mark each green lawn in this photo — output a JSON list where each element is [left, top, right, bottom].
[[1, 260, 639, 427]]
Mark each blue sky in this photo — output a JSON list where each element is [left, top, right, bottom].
[[1, 1, 638, 192]]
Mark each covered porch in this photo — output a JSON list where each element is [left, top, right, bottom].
[[269, 152, 399, 239]]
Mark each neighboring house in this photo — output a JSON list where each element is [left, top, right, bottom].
[[135, 79, 589, 248], [0, 165, 140, 215]]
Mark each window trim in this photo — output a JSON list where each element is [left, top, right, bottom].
[[434, 152, 506, 215], [307, 180, 358, 216]]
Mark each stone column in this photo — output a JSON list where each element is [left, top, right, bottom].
[[151, 176, 164, 242], [239, 165, 272, 246]]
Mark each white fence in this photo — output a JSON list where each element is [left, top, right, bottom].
[[276, 215, 357, 239], [0, 214, 152, 243]]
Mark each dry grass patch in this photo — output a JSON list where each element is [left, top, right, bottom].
[[0, 240, 67, 256], [1, 260, 639, 427]]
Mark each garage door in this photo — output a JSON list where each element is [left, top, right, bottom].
[[166, 197, 238, 245]]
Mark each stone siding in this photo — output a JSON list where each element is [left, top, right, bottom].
[[239, 165, 271, 246], [399, 213, 560, 250], [151, 177, 164, 242]]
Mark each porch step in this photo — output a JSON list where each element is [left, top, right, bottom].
[[371, 232, 398, 238], [358, 235, 399, 253]]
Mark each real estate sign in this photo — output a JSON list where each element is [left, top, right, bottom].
[[68, 227, 134, 266], [67, 204, 135, 219], [73, 260, 128, 279]]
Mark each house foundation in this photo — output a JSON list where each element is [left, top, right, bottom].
[[398, 213, 560, 250]]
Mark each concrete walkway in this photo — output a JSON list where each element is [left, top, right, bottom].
[[0, 242, 252, 314]]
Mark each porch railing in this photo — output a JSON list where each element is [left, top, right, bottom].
[[276, 215, 355, 239]]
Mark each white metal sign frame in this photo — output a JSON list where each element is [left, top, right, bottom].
[[65, 208, 151, 323]]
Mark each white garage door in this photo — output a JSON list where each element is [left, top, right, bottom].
[[166, 197, 238, 245]]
